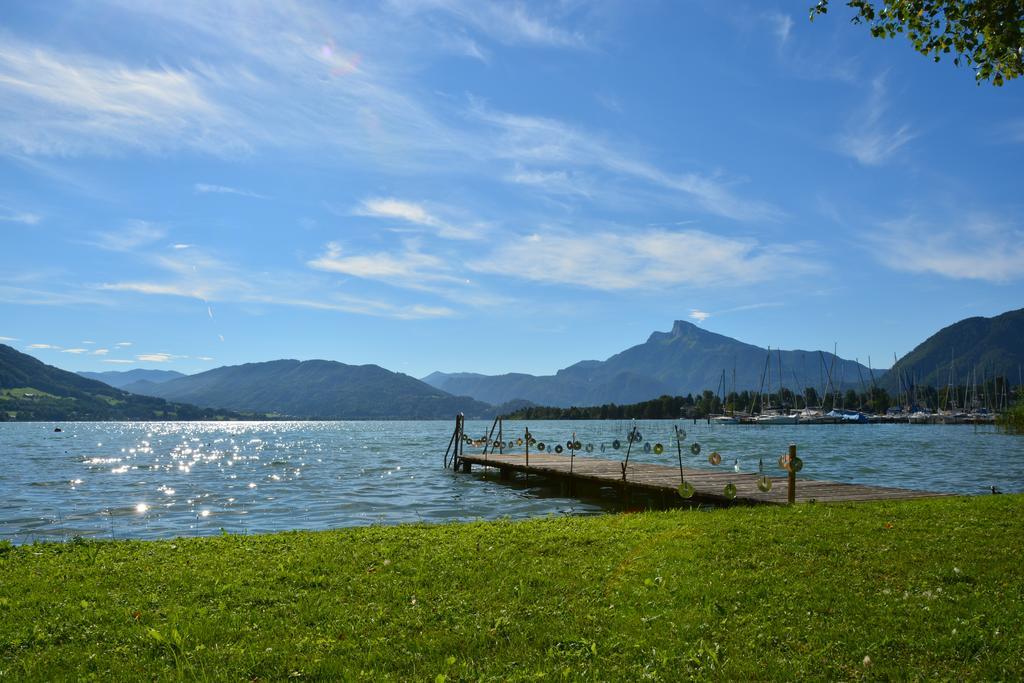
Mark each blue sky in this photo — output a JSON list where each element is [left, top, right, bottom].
[[2, 1, 1022, 379]]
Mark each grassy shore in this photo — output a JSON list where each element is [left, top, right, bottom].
[[1, 496, 1022, 681]]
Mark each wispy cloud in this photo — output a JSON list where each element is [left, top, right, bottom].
[[473, 104, 783, 222], [115, 342, 132, 347], [194, 183, 267, 199], [0, 208, 41, 225], [0, 336, 17, 342], [102, 358, 135, 364], [870, 214, 1024, 283], [392, 1, 587, 48], [357, 198, 482, 240], [136, 353, 176, 363], [26, 343, 60, 349], [689, 309, 711, 323], [61, 348, 88, 354], [93, 220, 166, 252], [308, 241, 463, 288], [469, 228, 819, 291], [836, 74, 916, 165], [0, 39, 244, 156], [768, 12, 793, 46], [98, 243, 458, 320], [93, 348, 109, 356]]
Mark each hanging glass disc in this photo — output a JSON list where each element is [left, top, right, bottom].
[[691, 442, 702, 455], [723, 483, 737, 499], [757, 475, 772, 492], [537, 442, 545, 451], [709, 451, 721, 466], [790, 456, 804, 473], [643, 442, 652, 453], [678, 481, 695, 499], [653, 443, 664, 455]]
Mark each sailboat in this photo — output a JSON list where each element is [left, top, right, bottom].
[[711, 368, 739, 423], [753, 348, 797, 424]]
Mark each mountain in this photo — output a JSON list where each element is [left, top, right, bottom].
[[129, 359, 495, 419], [424, 320, 877, 407], [881, 308, 1024, 391], [0, 345, 252, 421], [78, 369, 186, 389]]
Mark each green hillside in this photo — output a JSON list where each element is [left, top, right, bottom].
[[0, 344, 255, 421], [882, 308, 1024, 391]]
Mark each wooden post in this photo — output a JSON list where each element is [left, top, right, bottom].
[[787, 443, 797, 504], [525, 427, 530, 467], [498, 417, 503, 455]]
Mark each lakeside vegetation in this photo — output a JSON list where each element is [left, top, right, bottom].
[[1, 495, 1021, 680], [505, 382, 1021, 421], [997, 398, 1024, 434]]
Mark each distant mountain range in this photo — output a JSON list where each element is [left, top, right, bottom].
[[424, 320, 878, 407], [881, 308, 1024, 391], [0, 344, 252, 421], [128, 359, 496, 419], [10, 309, 1021, 421], [78, 369, 186, 390]]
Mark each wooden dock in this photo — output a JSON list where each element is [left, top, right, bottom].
[[456, 451, 944, 506]]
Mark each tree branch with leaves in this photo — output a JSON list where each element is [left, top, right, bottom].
[[811, 1, 1024, 85]]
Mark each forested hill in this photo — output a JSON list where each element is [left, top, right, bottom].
[[128, 358, 496, 419], [0, 344, 254, 421], [882, 308, 1024, 391]]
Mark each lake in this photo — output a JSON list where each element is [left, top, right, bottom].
[[2, 419, 1022, 543]]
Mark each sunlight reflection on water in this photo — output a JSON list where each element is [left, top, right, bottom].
[[1, 420, 1021, 543]]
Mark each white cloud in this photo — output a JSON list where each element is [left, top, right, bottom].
[[358, 198, 482, 240], [81, 340, 95, 344], [689, 309, 711, 323], [173, 244, 193, 250], [391, 1, 586, 48], [26, 343, 60, 349], [472, 104, 782, 222], [837, 74, 916, 165], [194, 183, 266, 199], [115, 342, 132, 347], [308, 241, 462, 287], [469, 228, 819, 291], [93, 220, 166, 252], [197, 356, 215, 361], [0, 39, 244, 156], [0, 209, 41, 225], [0, 335, 17, 341], [102, 358, 135, 364], [93, 348, 109, 355], [96, 243, 458, 320], [870, 214, 1024, 283], [61, 348, 88, 354], [768, 12, 793, 46], [136, 353, 176, 363], [506, 166, 592, 198]]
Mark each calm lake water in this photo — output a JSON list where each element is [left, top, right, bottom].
[[2, 420, 1022, 543]]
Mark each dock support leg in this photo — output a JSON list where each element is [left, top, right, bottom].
[[499, 467, 511, 481], [787, 444, 797, 504], [461, 461, 472, 473]]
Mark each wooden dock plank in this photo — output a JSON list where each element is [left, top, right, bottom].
[[459, 451, 945, 506]]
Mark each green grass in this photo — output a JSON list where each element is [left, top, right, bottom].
[[2, 496, 1022, 681], [0, 387, 60, 400]]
